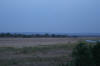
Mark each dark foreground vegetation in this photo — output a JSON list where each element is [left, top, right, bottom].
[[0, 41, 100, 66], [68, 41, 100, 66], [0, 33, 68, 38]]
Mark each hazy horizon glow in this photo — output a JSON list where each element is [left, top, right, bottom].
[[0, 0, 100, 33]]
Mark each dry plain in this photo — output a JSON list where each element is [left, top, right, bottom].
[[0, 37, 100, 66], [0, 38, 80, 47]]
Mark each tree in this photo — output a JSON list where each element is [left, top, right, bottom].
[[44, 33, 50, 37], [0, 33, 5, 37], [51, 34, 56, 37]]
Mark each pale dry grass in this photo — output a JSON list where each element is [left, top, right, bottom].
[[0, 38, 79, 47], [0, 43, 75, 66]]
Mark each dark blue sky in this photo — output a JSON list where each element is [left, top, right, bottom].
[[0, 0, 100, 33]]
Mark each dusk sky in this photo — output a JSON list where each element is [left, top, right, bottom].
[[0, 0, 100, 33]]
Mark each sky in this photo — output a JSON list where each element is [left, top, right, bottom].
[[0, 0, 100, 33]]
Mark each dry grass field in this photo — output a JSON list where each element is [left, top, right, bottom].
[[0, 37, 100, 66], [0, 38, 80, 47]]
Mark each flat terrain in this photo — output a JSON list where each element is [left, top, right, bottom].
[[0, 38, 80, 47], [0, 37, 100, 66]]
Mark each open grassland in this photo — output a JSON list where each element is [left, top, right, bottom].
[[0, 44, 76, 66], [0, 37, 100, 47], [0, 37, 100, 66], [0, 38, 80, 47]]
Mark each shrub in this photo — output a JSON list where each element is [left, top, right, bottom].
[[71, 42, 94, 66], [92, 41, 100, 66]]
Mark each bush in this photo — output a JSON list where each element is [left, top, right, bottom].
[[92, 42, 100, 66], [71, 42, 94, 66]]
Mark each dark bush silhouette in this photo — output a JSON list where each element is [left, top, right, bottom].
[[92, 42, 100, 66], [71, 42, 94, 66], [70, 41, 100, 66]]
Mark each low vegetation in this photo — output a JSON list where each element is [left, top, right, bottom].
[[69, 41, 100, 66], [0, 41, 100, 66], [0, 43, 76, 66]]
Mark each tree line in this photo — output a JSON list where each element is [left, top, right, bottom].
[[0, 33, 68, 38]]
